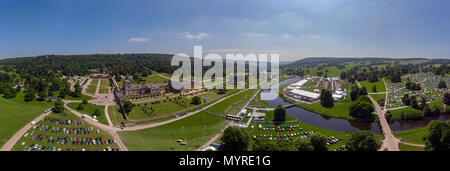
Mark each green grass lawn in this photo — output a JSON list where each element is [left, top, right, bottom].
[[66, 102, 108, 125], [128, 97, 194, 120], [393, 126, 427, 144], [0, 92, 53, 147], [108, 105, 125, 126], [360, 80, 386, 93], [133, 75, 168, 85], [296, 101, 355, 120], [205, 89, 257, 115], [98, 79, 110, 94], [389, 100, 443, 120], [11, 111, 119, 151], [87, 79, 98, 94], [398, 144, 425, 151], [118, 111, 228, 151]]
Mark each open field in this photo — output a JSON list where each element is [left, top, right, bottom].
[[127, 97, 193, 120], [66, 102, 108, 125], [360, 80, 386, 93], [108, 105, 125, 126], [205, 89, 257, 116], [11, 111, 119, 151], [0, 92, 53, 147], [118, 111, 227, 151], [398, 144, 425, 151], [296, 101, 354, 120], [87, 79, 98, 94], [133, 75, 168, 85]]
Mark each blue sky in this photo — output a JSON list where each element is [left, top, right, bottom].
[[0, 0, 449, 61]]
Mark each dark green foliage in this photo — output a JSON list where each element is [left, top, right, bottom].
[[293, 138, 314, 151], [123, 101, 134, 114], [93, 109, 101, 117], [77, 103, 85, 110], [191, 96, 201, 105], [424, 120, 450, 151], [346, 131, 380, 151], [219, 127, 249, 151], [349, 95, 374, 121], [53, 99, 64, 113], [24, 88, 36, 102], [308, 133, 328, 151]]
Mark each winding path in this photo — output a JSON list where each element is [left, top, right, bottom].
[[356, 81, 400, 151]]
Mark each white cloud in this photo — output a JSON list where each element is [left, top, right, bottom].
[[128, 37, 149, 42], [183, 32, 209, 40], [241, 33, 271, 38], [282, 33, 291, 39]]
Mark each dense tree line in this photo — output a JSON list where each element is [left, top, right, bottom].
[[0, 54, 177, 78]]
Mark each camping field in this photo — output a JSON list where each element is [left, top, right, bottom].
[[0, 92, 53, 147], [204, 89, 257, 116]]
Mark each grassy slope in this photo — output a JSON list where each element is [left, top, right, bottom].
[[0, 92, 53, 147], [118, 111, 227, 151], [393, 126, 427, 144], [66, 102, 108, 125]]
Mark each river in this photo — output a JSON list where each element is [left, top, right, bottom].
[[260, 77, 449, 134]]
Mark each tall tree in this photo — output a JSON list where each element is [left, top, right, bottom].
[[346, 131, 380, 151], [309, 133, 328, 151], [219, 127, 249, 151], [273, 104, 286, 123], [53, 99, 64, 113], [423, 120, 449, 151]]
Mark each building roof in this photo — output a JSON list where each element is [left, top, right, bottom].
[[292, 80, 308, 87], [290, 89, 320, 99]]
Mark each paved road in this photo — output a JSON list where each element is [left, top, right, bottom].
[[356, 81, 399, 151], [0, 109, 53, 151]]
